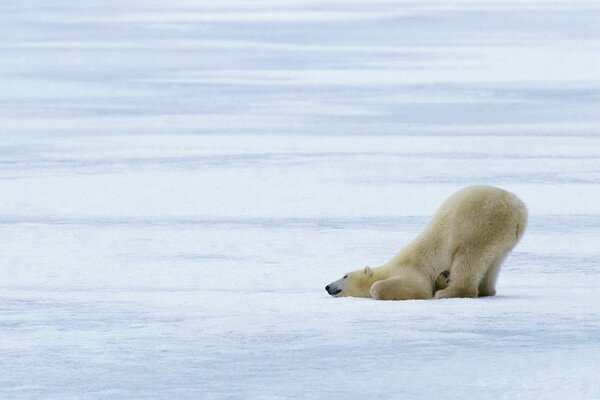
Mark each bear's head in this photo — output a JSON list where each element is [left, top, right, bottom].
[[325, 266, 376, 298]]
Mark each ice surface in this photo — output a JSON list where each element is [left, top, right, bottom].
[[1, 1, 599, 399]]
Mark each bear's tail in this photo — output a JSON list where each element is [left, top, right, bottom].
[[513, 197, 528, 244]]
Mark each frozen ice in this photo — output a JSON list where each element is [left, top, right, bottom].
[[1, 1, 599, 399]]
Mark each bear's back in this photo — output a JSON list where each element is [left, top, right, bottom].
[[425, 185, 526, 251]]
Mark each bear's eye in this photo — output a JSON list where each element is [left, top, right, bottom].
[[343, 275, 348, 279]]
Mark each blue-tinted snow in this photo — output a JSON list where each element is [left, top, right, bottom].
[[1, 1, 599, 399]]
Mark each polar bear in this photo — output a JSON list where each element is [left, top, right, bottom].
[[325, 185, 527, 300]]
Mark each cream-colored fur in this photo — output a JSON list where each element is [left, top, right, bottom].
[[325, 185, 527, 300]]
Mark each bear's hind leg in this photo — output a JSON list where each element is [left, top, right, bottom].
[[435, 250, 490, 299], [370, 278, 432, 300], [478, 253, 507, 297]]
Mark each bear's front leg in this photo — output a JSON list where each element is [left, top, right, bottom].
[[370, 278, 432, 301], [435, 270, 450, 291]]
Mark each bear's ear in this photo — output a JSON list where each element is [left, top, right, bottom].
[[364, 266, 373, 277]]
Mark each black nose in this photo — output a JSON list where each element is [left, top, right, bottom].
[[325, 285, 330, 292]]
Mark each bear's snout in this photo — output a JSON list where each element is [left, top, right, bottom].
[[325, 284, 341, 296]]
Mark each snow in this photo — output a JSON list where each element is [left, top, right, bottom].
[[1, 0, 599, 399]]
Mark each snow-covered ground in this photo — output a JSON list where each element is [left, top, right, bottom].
[[1, 1, 600, 399]]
